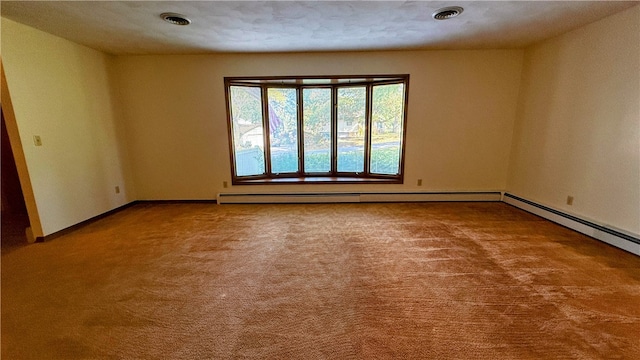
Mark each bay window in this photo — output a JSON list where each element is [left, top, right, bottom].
[[225, 75, 408, 184]]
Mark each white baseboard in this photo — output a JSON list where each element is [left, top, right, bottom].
[[217, 191, 502, 204], [503, 193, 640, 256]]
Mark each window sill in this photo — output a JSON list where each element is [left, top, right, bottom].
[[233, 177, 403, 185]]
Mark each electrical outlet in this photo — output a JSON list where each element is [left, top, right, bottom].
[[115, 186, 120, 194], [566, 196, 574, 205], [223, 181, 228, 188], [33, 135, 42, 146], [417, 179, 422, 186]]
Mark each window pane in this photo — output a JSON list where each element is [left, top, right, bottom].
[[230, 86, 265, 176], [370, 83, 404, 175], [303, 88, 331, 173], [267, 88, 298, 173], [337, 87, 366, 172]]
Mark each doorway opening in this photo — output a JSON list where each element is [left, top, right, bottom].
[[2, 108, 30, 253]]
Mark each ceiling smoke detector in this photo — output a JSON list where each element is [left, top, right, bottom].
[[432, 6, 464, 20], [161, 13, 191, 26]]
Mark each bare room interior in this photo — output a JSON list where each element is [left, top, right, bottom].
[[1, 1, 639, 358]]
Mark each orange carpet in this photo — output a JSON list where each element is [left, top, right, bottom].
[[2, 202, 639, 359]]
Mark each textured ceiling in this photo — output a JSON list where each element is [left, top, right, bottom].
[[1, 1, 638, 55]]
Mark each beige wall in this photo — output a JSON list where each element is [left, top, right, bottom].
[[1, 18, 133, 236], [6, 5, 636, 239], [113, 50, 523, 199], [507, 5, 640, 235]]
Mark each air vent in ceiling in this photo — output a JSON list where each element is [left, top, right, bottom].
[[161, 13, 191, 26], [432, 6, 464, 20]]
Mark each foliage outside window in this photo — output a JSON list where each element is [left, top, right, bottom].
[[225, 75, 409, 184]]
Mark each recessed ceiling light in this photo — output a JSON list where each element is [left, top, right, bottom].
[[432, 6, 464, 20], [161, 12, 191, 26]]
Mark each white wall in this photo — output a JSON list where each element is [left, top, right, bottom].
[[113, 50, 523, 199], [507, 5, 640, 235], [1, 18, 133, 236]]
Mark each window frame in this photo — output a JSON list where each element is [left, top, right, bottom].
[[224, 75, 409, 185]]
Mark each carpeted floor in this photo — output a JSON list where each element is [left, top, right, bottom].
[[2, 202, 639, 359]]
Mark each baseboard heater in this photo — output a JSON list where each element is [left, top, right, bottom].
[[503, 193, 640, 256], [217, 191, 502, 204]]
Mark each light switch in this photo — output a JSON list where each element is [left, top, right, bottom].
[[33, 135, 42, 146]]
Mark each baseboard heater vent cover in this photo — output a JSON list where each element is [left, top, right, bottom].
[[217, 191, 502, 204], [503, 193, 640, 256]]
